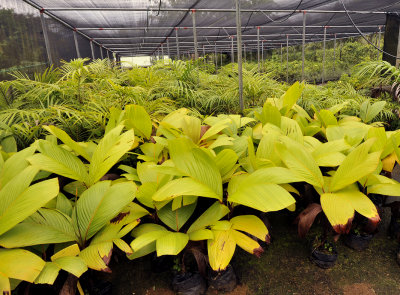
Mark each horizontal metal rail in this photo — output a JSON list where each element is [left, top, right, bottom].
[[77, 25, 383, 30], [42, 7, 389, 14], [114, 33, 371, 55], [93, 32, 375, 40], [104, 35, 373, 46], [100, 30, 378, 52]]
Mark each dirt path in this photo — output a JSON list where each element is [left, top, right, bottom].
[[105, 208, 400, 295]]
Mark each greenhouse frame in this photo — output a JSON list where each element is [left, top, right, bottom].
[[9, 0, 400, 109]]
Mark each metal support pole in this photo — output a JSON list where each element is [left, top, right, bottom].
[[377, 26, 382, 60], [261, 40, 264, 71], [214, 42, 217, 70], [333, 33, 336, 72], [322, 26, 327, 84], [166, 38, 171, 58], [286, 35, 289, 83], [203, 45, 206, 63], [107, 49, 110, 60], [191, 10, 199, 59], [257, 26, 260, 72], [231, 36, 234, 64], [39, 11, 53, 65], [220, 50, 223, 67], [100, 46, 104, 59], [301, 11, 306, 81], [161, 44, 164, 63], [397, 28, 400, 68], [235, 0, 244, 112], [175, 28, 180, 60], [244, 43, 246, 62], [73, 30, 81, 58], [90, 40, 95, 60]]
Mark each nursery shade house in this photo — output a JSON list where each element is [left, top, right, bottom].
[[9, 0, 400, 58], [3, 1, 400, 294], [6, 0, 400, 108]]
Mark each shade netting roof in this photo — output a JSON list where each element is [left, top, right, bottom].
[[19, 0, 400, 56]]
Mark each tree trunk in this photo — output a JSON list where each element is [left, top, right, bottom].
[[59, 274, 78, 295]]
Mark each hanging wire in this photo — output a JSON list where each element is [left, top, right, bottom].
[[222, 27, 231, 37], [151, 0, 202, 55], [307, 10, 336, 42], [156, 0, 162, 16], [146, 9, 149, 30], [339, 0, 400, 59], [243, 11, 254, 31], [238, 0, 304, 50]]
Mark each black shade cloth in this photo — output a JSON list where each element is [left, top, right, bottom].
[[1, 0, 400, 58]]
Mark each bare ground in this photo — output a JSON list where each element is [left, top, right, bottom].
[[103, 207, 400, 295]]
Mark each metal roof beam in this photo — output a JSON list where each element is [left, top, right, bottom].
[[93, 32, 372, 40], [43, 7, 388, 14], [77, 25, 383, 30]]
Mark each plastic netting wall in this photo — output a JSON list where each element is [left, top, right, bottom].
[[2, 0, 400, 74], [0, 0, 47, 80], [76, 32, 93, 60], [0, 0, 113, 80], [45, 15, 77, 66]]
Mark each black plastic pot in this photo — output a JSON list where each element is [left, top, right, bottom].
[[396, 246, 400, 266], [310, 244, 338, 269], [207, 264, 237, 293], [90, 281, 112, 295], [172, 272, 207, 295], [388, 215, 400, 240], [343, 232, 373, 251]]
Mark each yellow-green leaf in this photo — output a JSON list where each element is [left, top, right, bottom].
[[368, 183, 400, 196], [189, 229, 214, 241], [231, 229, 263, 257], [0, 249, 45, 282], [207, 230, 236, 271], [169, 138, 222, 197], [131, 228, 167, 252], [79, 242, 112, 272], [228, 178, 295, 213], [28, 141, 89, 183], [321, 190, 379, 234], [230, 215, 269, 242], [187, 202, 229, 233], [88, 127, 136, 185], [152, 177, 220, 202], [53, 256, 87, 278], [0, 178, 59, 236], [44, 125, 91, 161], [51, 244, 80, 261], [330, 140, 381, 192], [124, 105, 152, 139], [276, 138, 324, 188], [156, 232, 189, 256], [34, 262, 60, 285]]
